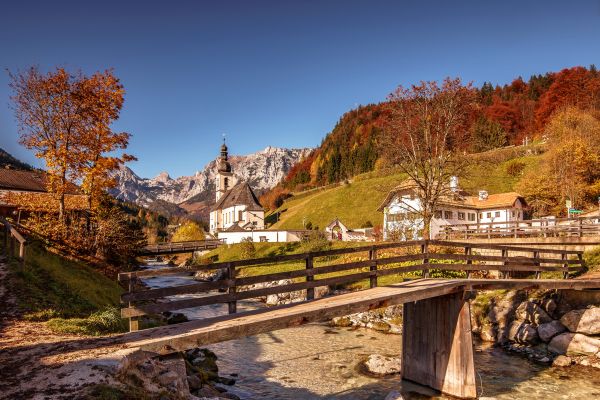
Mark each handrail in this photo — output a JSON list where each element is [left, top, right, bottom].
[[119, 239, 584, 331], [0, 216, 27, 261]]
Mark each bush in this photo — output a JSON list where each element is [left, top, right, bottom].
[[172, 221, 205, 242], [239, 237, 256, 259], [46, 306, 127, 336], [505, 160, 526, 176], [299, 230, 330, 253]]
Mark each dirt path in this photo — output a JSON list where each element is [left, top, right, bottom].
[[0, 261, 124, 400]]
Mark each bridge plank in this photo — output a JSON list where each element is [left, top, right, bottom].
[[113, 278, 600, 355]]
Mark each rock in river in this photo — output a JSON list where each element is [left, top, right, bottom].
[[362, 354, 401, 375], [560, 307, 600, 335], [548, 333, 600, 356], [537, 320, 567, 343]]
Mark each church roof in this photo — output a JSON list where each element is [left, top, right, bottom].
[[211, 182, 263, 212]]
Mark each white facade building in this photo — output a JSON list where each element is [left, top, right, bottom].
[[217, 229, 306, 244], [378, 179, 526, 240], [209, 142, 265, 234]]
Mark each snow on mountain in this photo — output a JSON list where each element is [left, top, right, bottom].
[[110, 146, 311, 209]]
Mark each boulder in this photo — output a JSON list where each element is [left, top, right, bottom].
[[541, 298, 557, 316], [515, 301, 552, 325], [384, 391, 405, 400], [548, 333, 600, 356], [537, 320, 567, 343], [560, 307, 600, 335], [362, 354, 402, 375], [552, 355, 572, 367], [508, 321, 539, 345]]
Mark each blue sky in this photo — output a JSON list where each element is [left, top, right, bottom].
[[1, 0, 599, 178]]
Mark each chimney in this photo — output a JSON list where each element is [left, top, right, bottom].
[[478, 190, 488, 200], [450, 176, 459, 192]]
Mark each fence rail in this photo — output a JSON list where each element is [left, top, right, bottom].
[[0, 216, 27, 262], [119, 239, 585, 331], [437, 216, 600, 240]]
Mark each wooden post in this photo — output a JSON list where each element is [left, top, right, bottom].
[[2, 224, 8, 258], [501, 249, 508, 279], [369, 248, 378, 288], [533, 251, 541, 279], [421, 242, 429, 278], [561, 253, 568, 279], [306, 255, 315, 300], [465, 246, 472, 279], [402, 291, 476, 399], [578, 218, 583, 237], [128, 277, 139, 332], [227, 263, 237, 313]]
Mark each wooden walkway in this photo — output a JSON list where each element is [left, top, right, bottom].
[[114, 278, 600, 355]]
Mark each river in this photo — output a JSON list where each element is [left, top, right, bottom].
[[142, 265, 600, 399]]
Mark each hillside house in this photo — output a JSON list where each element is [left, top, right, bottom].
[[325, 218, 374, 242], [378, 178, 526, 240], [209, 142, 265, 234], [0, 168, 88, 219]]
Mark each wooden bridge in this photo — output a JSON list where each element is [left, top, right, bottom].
[[138, 239, 223, 256], [437, 215, 600, 240], [118, 240, 600, 398]]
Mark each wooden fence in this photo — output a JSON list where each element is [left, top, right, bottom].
[[118, 239, 585, 332], [0, 216, 27, 262], [437, 216, 600, 240]]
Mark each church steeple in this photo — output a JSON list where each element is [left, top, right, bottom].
[[216, 137, 234, 201]]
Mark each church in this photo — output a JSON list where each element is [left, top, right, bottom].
[[209, 141, 265, 234]]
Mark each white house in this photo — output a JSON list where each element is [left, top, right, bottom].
[[325, 218, 374, 242], [378, 178, 527, 240], [217, 229, 307, 244], [209, 142, 265, 234]]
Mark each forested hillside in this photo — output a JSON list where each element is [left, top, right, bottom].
[[262, 65, 600, 210]]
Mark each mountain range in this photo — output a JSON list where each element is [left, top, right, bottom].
[[110, 146, 311, 220]]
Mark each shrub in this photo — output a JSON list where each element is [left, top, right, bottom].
[[239, 237, 256, 259], [46, 306, 127, 336], [299, 230, 330, 253], [172, 221, 205, 242], [505, 160, 526, 176]]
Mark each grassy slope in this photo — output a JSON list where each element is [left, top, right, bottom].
[[268, 148, 544, 230], [270, 169, 407, 230], [5, 239, 125, 334]]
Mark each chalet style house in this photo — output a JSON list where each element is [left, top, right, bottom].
[[378, 178, 526, 240], [0, 168, 88, 219], [209, 142, 265, 234]]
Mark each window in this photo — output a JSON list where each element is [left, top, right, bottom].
[[434, 210, 442, 219], [458, 212, 465, 221], [238, 210, 243, 221], [479, 213, 483, 219], [259, 236, 268, 242], [495, 211, 500, 218], [444, 211, 453, 219], [468, 213, 476, 221], [511, 210, 516, 218], [486, 212, 492, 219]]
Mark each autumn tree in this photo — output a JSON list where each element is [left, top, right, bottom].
[[470, 115, 507, 152], [10, 67, 84, 221], [78, 71, 135, 209], [517, 107, 600, 216], [172, 221, 205, 242], [383, 78, 475, 237], [10, 67, 134, 217]]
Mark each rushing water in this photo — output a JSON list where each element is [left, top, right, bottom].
[[141, 264, 600, 399]]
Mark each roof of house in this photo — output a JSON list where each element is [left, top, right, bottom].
[[0, 168, 80, 194], [210, 182, 263, 212], [378, 180, 525, 212], [325, 218, 350, 232]]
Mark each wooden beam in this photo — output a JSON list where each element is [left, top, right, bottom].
[[402, 291, 476, 398]]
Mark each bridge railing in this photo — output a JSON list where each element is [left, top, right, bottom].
[[436, 216, 600, 240], [0, 216, 27, 262], [118, 239, 585, 331], [140, 239, 225, 255]]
